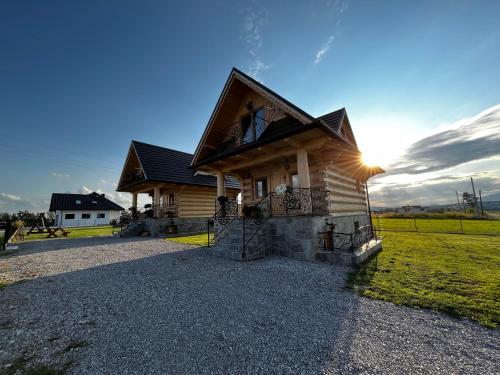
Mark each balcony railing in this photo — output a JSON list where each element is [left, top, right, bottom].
[[213, 186, 329, 225], [214, 114, 270, 154]]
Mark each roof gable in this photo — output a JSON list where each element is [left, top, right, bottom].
[[191, 68, 316, 166], [117, 141, 240, 191], [318, 108, 358, 148]]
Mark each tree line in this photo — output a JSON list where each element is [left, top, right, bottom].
[[0, 211, 55, 227]]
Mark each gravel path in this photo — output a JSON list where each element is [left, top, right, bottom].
[[0, 238, 498, 374]]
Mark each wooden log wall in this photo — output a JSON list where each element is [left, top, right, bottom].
[[322, 165, 368, 217]]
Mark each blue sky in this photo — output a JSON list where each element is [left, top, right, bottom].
[[1, 0, 499, 211]]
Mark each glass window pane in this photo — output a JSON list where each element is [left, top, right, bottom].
[[292, 174, 299, 190]]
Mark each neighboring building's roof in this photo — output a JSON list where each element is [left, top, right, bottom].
[[49, 192, 124, 211], [124, 141, 240, 190]]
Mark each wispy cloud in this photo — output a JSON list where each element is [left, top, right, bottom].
[[51, 172, 71, 178], [386, 104, 500, 176], [242, 4, 269, 81], [0, 193, 22, 201], [370, 104, 500, 206], [315, 35, 335, 64]]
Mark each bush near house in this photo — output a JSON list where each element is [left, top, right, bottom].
[[348, 231, 500, 328]]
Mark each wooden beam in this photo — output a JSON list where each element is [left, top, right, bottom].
[[221, 148, 297, 172]]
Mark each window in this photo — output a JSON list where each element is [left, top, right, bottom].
[[92, 200, 98, 204], [65, 214, 75, 220], [97, 213, 105, 219], [75, 200, 81, 205], [291, 174, 299, 190], [168, 193, 175, 206], [242, 108, 265, 143], [255, 178, 268, 199], [354, 221, 360, 231], [81, 213, 91, 219]]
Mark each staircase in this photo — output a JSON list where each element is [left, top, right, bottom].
[[119, 219, 145, 238], [210, 195, 272, 261]]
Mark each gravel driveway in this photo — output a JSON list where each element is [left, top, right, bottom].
[[0, 237, 498, 374]]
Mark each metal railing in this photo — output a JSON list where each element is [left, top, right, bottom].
[[213, 114, 270, 154], [332, 225, 375, 252]]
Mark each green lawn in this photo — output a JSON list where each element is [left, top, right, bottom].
[[372, 217, 500, 235], [23, 225, 115, 241], [166, 233, 213, 246], [348, 231, 500, 328]]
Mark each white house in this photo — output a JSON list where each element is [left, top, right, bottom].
[[49, 192, 124, 228]]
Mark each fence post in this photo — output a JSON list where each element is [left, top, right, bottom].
[[459, 217, 464, 234], [413, 217, 418, 232], [2, 221, 11, 251]]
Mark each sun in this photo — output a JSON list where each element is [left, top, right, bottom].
[[361, 149, 383, 168]]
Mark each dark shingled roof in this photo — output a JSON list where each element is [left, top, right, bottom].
[[127, 141, 240, 189], [50, 192, 124, 211], [317, 108, 346, 134]]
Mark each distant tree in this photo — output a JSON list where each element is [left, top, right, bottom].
[[17, 211, 38, 227], [0, 212, 12, 222], [45, 212, 55, 226]]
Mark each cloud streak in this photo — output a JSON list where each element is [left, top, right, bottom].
[[386, 104, 500, 176], [242, 4, 269, 81], [51, 172, 71, 178], [315, 36, 335, 64], [370, 104, 500, 206]]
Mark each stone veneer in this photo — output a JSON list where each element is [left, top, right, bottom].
[[141, 217, 210, 237], [211, 214, 376, 264]]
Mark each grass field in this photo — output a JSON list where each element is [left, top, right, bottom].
[[348, 231, 500, 328], [23, 226, 115, 241], [372, 216, 500, 235], [167, 233, 212, 246]]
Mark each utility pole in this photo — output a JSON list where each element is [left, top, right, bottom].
[[470, 177, 479, 215], [479, 190, 484, 216], [455, 190, 464, 213]]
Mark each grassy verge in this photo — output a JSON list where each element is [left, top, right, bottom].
[[348, 231, 500, 328], [372, 217, 500, 235], [23, 226, 115, 241], [166, 233, 213, 246]]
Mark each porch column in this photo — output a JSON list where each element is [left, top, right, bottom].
[[153, 186, 161, 217], [216, 171, 226, 197], [132, 192, 138, 209], [296, 148, 311, 189]]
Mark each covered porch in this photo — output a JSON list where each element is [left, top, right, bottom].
[[127, 182, 179, 219]]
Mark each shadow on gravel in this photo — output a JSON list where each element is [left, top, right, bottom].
[[0, 247, 361, 374]]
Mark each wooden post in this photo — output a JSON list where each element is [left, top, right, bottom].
[[296, 148, 311, 189], [216, 171, 225, 197], [154, 186, 160, 217], [132, 193, 138, 209]]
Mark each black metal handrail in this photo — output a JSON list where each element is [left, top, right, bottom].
[[333, 225, 374, 252], [213, 114, 270, 154]]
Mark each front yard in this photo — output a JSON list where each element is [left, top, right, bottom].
[[0, 237, 497, 374], [348, 231, 500, 328], [23, 226, 115, 241]]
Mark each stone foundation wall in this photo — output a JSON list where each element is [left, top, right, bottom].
[[142, 217, 210, 237], [211, 214, 372, 262]]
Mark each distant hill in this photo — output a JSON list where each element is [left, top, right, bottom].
[[483, 192, 500, 201], [372, 200, 500, 212]]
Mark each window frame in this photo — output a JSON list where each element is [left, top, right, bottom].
[[81, 213, 91, 219], [254, 177, 268, 199], [97, 213, 105, 219], [64, 213, 75, 220]]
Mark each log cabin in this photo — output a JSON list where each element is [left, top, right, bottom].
[[116, 140, 239, 236], [191, 68, 384, 264]]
